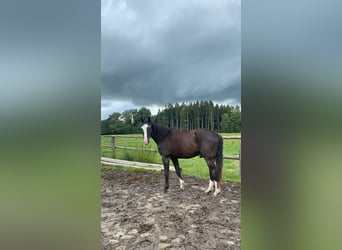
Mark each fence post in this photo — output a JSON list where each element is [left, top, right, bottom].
[[239, 140, 241, 177], [111, 136, 115, 157]]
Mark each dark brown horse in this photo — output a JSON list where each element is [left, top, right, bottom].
[[141, 117, 223, 196]]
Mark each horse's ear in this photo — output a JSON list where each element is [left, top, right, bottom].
[[140, 117, 144, 123], [147, 117, 151, 123]]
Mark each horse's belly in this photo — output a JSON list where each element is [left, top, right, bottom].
[[171, 148, 199, 159], [178, 152, 199, 159]]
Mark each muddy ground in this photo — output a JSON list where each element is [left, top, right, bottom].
[[101, 168, 241, 250]]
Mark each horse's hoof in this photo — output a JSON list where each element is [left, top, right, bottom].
[[214, 191, 221, 196]]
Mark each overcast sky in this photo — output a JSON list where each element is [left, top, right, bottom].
[[101, 0, 240, 120]]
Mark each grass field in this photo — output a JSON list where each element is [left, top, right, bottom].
[[101, 133, 240, 183]]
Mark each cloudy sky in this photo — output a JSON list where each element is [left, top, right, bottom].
[[101, 0, 240, 120]]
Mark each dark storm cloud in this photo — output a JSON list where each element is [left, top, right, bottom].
[[101, 0, 240, 107]]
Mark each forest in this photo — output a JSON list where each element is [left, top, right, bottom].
[[101, 100, 241, 135]]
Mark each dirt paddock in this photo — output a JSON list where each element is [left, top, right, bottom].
[[101, 168, 241, 250]]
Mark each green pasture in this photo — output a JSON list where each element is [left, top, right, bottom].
[[101, 133, 240, 183]]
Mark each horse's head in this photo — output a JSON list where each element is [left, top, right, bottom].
[[140, 117, 152, 145]]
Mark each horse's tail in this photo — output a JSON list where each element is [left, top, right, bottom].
[[216, 135, 223, 184]]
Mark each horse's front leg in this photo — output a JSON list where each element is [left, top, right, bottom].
[[162, 156, 170, 193], [171, 156, 185, 189]]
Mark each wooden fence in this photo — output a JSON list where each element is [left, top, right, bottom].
[[101, 134, 241, 170]]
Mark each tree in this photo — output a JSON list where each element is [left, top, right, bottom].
[[101, 118, 111, 135], [220, 113, 231, 133], [230, 106, 241, 132], [150, 100, 241, 133], [180, 103, 188, 130], [101, 101, 241, 135], [108, 112, 123, 134], [209, 100, 214, 130], [121, 109, 138, 125], [214, 104, 221, 132], [136, 107, 152, 124]]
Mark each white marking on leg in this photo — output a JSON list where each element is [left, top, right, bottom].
[[179, 178, 185, 189], [213, 181, 221, 196], [205, 180, 214, 193]]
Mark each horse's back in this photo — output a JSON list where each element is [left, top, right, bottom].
[[194, 128, 221, 142]]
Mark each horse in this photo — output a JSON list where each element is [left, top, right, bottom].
[[140, 117, 223, 196]]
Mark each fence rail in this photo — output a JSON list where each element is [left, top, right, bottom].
[[102, 145, 158, 152], [101, 134, 241, 169], [102, 135, 241, 139], [101, 157, 167, 171]]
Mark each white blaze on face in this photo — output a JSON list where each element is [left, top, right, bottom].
[[141, 124, 150, 145]]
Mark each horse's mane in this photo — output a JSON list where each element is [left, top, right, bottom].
[[151, 123, 171, 144]]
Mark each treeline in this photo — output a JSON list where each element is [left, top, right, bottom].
[[101, 101, 241, 135]]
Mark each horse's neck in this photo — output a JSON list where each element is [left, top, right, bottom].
[[151, 124, 170, 144]]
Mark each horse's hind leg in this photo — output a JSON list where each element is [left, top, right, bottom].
[[204, 159, 216, 194], [171, 156, 185, 189], [215, 164, 222, 196], [213, 179, 221, 196], [205, 179, 214, 194]]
